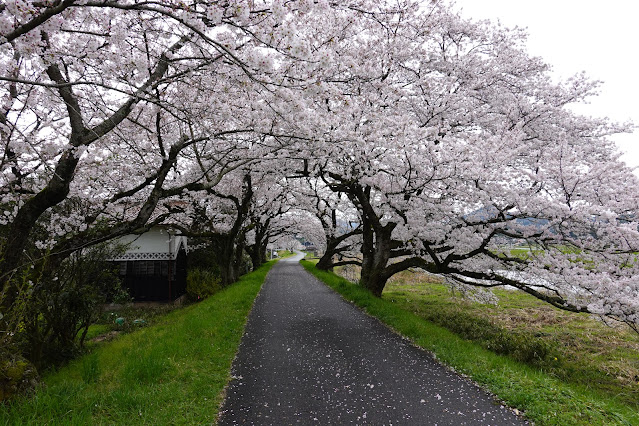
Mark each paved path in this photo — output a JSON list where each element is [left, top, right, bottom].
[[219, 253, 527, 425]]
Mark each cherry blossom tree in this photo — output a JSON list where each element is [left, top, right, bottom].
[[288, 176, 361, 271], [303, 3, 639, 330], [0, 0, 388, 365], [2, 0, 639, 375], [245, 173, 294, 270]]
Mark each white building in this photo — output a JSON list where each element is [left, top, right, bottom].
[[111, 226, 188, 301]]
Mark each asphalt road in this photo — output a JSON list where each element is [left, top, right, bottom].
[[218, 253, 527, 425]]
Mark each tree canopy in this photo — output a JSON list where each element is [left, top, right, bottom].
[[1, 0, 638, 348]]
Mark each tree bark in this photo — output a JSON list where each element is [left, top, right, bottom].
[[209, 174, 254, 286], [247, 240, 269, 271], [247, 219, 270, 271], [358, 213, 395, 296], [315, 253, 334, 272], [316, 228, 361, 272]]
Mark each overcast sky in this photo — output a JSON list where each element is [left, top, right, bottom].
[[452, 0, 639, 169]]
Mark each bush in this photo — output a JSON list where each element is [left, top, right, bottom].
[[239, 253, 253, 276], [0, 352, 38, 402], [187, 245, 220, 270], [186, 268, 222, 300], [18, 243, 127, 369]]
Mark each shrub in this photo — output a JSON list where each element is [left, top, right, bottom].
[[0, 352, 39, 402], [186, 268, 222, 300], [19, 243, 127, 369], [187, 245, 219, 270]]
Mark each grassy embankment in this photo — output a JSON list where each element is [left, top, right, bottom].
[[276, 249, 296, 258], [301, 260, 639, 426], [0, 261, 275, 425]]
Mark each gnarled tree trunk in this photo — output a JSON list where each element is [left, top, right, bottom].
[[359, 213, 396, 297]]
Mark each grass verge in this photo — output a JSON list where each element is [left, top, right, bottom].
[[85, 304, 182, 345], [276, 249, 296, 258], [301, 260, 639, 426], [383, 272, 639, 406], [0, 261, 275, 425]]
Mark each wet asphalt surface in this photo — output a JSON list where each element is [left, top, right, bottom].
[[218, 253, 527, 425]]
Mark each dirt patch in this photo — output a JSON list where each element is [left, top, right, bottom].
[[90, 331, 121, 343]]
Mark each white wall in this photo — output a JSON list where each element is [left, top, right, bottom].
[[112, 226, 187, 261]]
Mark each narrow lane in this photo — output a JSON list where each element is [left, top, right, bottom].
[[219, 253, 526, 425]]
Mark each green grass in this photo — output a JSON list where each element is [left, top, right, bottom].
[[0, 261, 275, 425], [85, 304, 181, 345], [301, 260, 639, 426], [382, 272, 639, 405], [83, 324, 110, 342], [276, 249, 296, 258]]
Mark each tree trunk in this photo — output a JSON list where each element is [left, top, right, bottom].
[[317, 234, 341, 271], [213, 236, 239, 287], [359, 233, 393, 297], [248, 240, 269, 271], [247, 245, 261, 271], [207, 174, 254, 285], [1, 151, 80, 312], [258, 239, 269, 265], [316, 228, 361, 272], [218, 252, 237, 287], [316, 252, 334, 271], [360, 269, 390, 297], [213, 232, 249, 286], [358, 206, 395, 297], [233, 234, 247, 278], [221, 263, 239, 287], [247, 224, 269, 271]]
